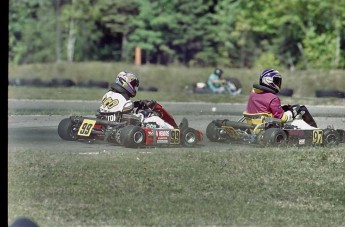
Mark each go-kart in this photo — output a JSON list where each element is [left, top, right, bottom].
[[206, 104, 345, 147], [57, 100, 203, 148], [192, 77, 242, 95]]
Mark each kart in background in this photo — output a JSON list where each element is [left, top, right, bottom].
[[57, 100, 203, 148], [206, 104, 345, 147], [192, 77, 242, 95]]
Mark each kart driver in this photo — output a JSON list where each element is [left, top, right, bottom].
[[99, 71, 174, 129], [245, 68, 297, 123], [207, 68, 227, 93]]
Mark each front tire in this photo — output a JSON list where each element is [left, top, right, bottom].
[[323, 129, 340, 146], [182, 128, 198, 147], [206, 121, 220, 142]]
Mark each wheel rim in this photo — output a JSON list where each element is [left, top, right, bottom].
[[276, 134, 286, 144], [185, 131, 196, 144], [133, 131, 144, 143], [325, 133, 337, 145]]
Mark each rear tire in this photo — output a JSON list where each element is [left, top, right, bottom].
[[260, 128, 287, 146], [120, 125, 145, 148], [57, 118, 78, 141], [206, 121, 220, 142]]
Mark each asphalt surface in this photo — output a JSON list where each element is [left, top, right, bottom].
[[8, 99, 345, 152]]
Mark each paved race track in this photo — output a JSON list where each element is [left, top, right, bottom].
[[8, 100, 345, 152]]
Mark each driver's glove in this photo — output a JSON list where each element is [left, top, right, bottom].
[[133, 100, 147, 109], [285, 111, 294, 122], [145, 100, 157, 109]]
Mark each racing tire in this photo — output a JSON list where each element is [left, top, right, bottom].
[[206, 121, 220, 142], [316, 90, 345, 98], [336, 129, 345, 143], [57, 118, 78, 141], [224, 77, 242, 95], [323, 129, 340, 146], [260, 128, 287, 146], [88, 80, 109, 89], [182, 127, 198, 147], [278, 88, 294, 97], [120, 125, 145, 148], [51, 78, 76, 87]]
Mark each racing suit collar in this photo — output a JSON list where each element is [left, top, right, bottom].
[[253, 84, 277, 94]]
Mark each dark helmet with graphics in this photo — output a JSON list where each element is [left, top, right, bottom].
[[259, 68, 282, 93]]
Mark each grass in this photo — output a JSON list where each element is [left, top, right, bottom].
[[8, 146, 345, 226]]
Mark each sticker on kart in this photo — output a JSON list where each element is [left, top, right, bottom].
[[77, 119, 96, 137], [154, 129, 180, 144], [312, 129, 323, 144]]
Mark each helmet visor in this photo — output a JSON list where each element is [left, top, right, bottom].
[[273, 77, 282, 89], [130, 79, 139, 90]]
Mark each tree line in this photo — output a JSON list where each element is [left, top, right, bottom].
[[9, 0, 345, 69]]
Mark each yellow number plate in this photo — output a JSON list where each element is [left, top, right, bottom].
[[77, 119, 96, 137], [170, 129, 180, 144], [312, 130, 323, 144]]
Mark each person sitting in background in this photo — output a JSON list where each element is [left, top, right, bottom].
[[99, 71, 174, 129], [245, 68, 297, 123], [207, 68, 227, 93]]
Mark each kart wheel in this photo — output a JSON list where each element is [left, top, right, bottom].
[[120, 125, 145, 148], [323, 129, 340, 146], [57, 118, 78, 141], [278, 88, 294, 97], [224, 77, 242, 95], [206, 121, 220, 142], [260, 128, 287, 146], [336, 129, 345, 143], [182, 127, 198, 147], [114, 127, 123, 144]]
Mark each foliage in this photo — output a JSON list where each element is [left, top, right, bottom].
[[8, 0, 345, 69]]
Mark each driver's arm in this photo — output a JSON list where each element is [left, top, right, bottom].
[[122, 101, 135, 114]]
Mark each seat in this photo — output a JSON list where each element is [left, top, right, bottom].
[[243, 112, 273, 125], [242, 112, 275, 134]]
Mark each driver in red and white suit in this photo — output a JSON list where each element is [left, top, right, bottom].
[[99, 71, 174, 129]]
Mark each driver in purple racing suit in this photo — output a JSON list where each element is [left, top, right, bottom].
[[246, 68, 297, 123]]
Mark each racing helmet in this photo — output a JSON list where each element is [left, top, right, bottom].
[[214, 68, 223, 77], [259, 68, 282, 93], [112, 71, 139, 98]]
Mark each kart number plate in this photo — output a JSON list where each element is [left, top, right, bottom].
[[170, 129, 180, 144], [77, 119, 96, 137], [312, 130, 323, 144]]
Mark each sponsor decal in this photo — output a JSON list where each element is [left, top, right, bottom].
[[157, 139, 169, 144], [156, 130, 170, 137], [144, 122, 159, 128], [106, 114, 117, 121], [289, 130, 304, 136], [298, 139, 305, 145]]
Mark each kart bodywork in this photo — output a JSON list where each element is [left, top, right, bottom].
[[206, 105, 345, 147], [58, 101, 203, 148]]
